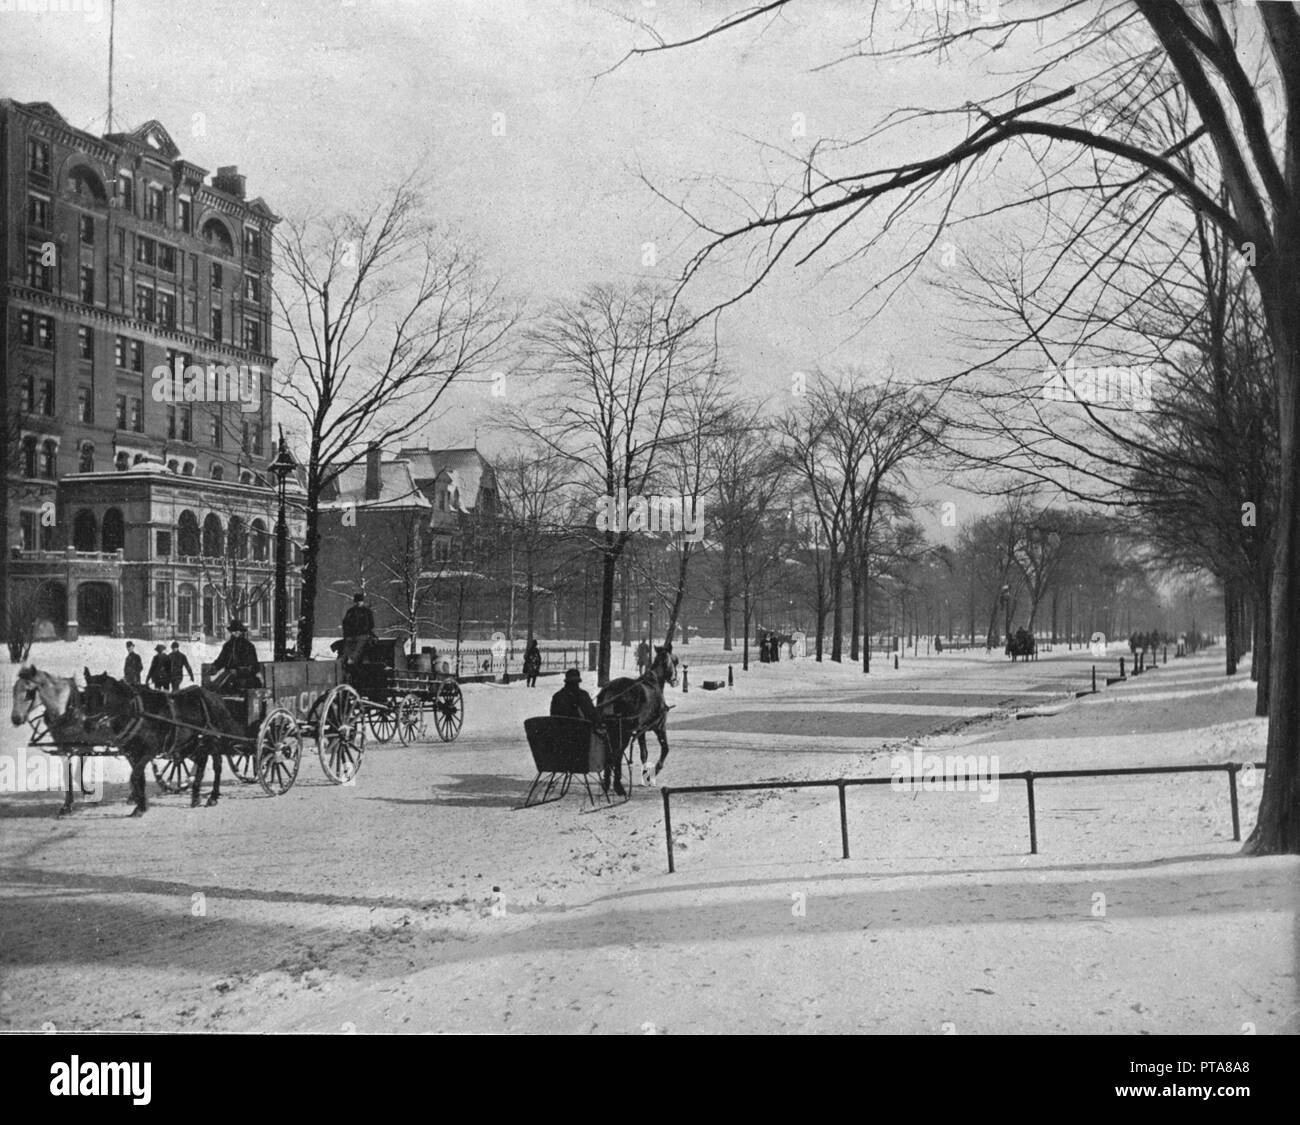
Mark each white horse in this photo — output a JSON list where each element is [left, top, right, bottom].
[[9, 666, 96, 815]]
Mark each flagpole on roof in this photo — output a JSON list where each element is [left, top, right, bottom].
[[106, 0, 116, 133]]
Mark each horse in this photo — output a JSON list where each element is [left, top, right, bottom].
[[81, 670, 244, 817], [597, 643, 679, 796], [9, 666, 100, 816]]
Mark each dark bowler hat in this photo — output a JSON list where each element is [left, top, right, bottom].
[[154, 644, 166, 653], [353, 592, 365, 603], [170, 641, 180, 649], [564, 668, 582, 684], [228, 619, 246, 633], [125, 641, 135, 648]]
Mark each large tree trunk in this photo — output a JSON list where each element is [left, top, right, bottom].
[[598, 545, 616, 686], [1224, 575, 1238, 675], [849, 563, 862, 663], [742, 590, 751, 671], [296, 485, 323, 659], [1253, 561, 1272, 717], [830, 555, 843, 662], [1245, 282, 1300, 855], [664, 544, 691, 648], [861, 566, 871, 674]]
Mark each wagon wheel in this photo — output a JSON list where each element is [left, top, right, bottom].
[[255, 709, 302, 796], [317, 685, 366, 783], [432, 680, 464, 742], [152, 754, 194, 794], [368, 702, 398, 743], [396, 694, 424, 745], [229, 749, 259, 783]]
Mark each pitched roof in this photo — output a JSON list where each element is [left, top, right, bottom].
[[320, 458, 431, 510], [397, 447, 495, 512]]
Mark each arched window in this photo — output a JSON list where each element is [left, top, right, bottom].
[[72, 509, 98, 552], [102, 508, 125, 553], [115, 451, 130, 471], [177, 511, 200, 557], [133, 453, 146, 465], [227, 515, 246, 559], [22, 437, 38, 477], [167, 458, 179, 473], [79, 443, 95, 473], [240, 470, 253, 484], [251, 518, 269, 561], [201, 217, 234, 255], [202, 513, 223, 557], [42, 440, 58, 479], [182, 462, 194, 476], [210, 463, 224, 480], [67, 166, 108, 205]]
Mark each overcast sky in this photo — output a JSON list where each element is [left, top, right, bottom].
[[3, 0, 1060, 532]]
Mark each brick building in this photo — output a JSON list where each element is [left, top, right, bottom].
[[2, 99, 302, 640]]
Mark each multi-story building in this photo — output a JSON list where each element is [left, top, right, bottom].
[[2, 99, 301, 640]]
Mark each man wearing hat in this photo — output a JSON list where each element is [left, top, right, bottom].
[[168, 641, 195, 691], [211, 620, 262, 691], [123, 641, 143, 686], [146, 644, 171, 690], [550, 668, 602, 725], [340, 591, 375, 670]]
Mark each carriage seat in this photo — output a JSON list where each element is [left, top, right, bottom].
[[520, 716, 610, 808]]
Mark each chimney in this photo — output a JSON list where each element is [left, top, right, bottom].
[[364, 444, 382, 501], [213, 165, 246, 199]]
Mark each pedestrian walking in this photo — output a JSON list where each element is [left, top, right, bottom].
[[123, 641, 143, 686], [146, 644, 171, 690], [168, 641, 194, 691]]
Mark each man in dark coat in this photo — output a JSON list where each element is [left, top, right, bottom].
[[168, 641, 194, 691], [146, 644, 171, 690], [550, 667, 602, 726], [211, 620, 262, 691], [340, 592, 375, 668], [123, 642, 143, 686]]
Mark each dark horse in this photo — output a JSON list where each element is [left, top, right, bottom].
[[82, 671, 244, 817], [597, 644, 678, 797]]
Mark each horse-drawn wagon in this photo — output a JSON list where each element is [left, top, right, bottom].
[[345, 640, 464, 745]]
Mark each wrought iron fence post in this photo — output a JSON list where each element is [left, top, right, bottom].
[[662, 787, 675, 873], [1025, 771, 1038, 854], [838, 781, 849, 859], [1227, 763, 1241, 842]]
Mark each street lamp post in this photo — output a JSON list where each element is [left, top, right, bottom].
[[269, 433, 298, 662]]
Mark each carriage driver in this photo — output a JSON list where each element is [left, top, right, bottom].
[[340, 592, 376, 669], [211, 619, 263, 692], [550, 668, 612, 762]]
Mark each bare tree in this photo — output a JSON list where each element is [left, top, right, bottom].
[[520, 283, 715, 684], [618, 2, 1300, 854], [273, 181, 516, 658]]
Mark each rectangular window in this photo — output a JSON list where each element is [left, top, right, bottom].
[[243, 273, 262, 302], [243, 227, 262, 258], [20, 310, 35, 346], [112, 273, 124, 307], [156, 532, 172, 558], [27, 193, 50, 227], [130, 340, 143, 372], [27, 138, 50, 177], [40, 518, 54, 551], [190, 254, 198, 283], [136, 236, 156, 266], [79, 325, 94, 361], [253, 425, 264, 457], [35, 315, 54, 350], [40, 379, 55, 415], [209, 411, 223, 449], [210, 262, 223, 289], [135, 285, 155, 322], [167, 404, 177, 439], [146, 185, 165, 223], [80, 265, 95, 304], [181, 405, 193, 442], [241, 420, 251, 454], [20, 511, 37, 551], [186, 296, 197, 327], [119, 172, 134, 213], [116, 393, 128, 429], [158, 244, 177, 273], [117, 228, 126, 259], [114, 335, 126, 367], [154, 581, 171, 619], [242, 317, 262, 352], [26, 246, 53, 291], [79, 214, 95, 244], [79, 386, 94, 424], [158, 291, 176, 329], [131, 398, 143, 433], [21, 376, 34, 413], [178, 198, 192, 234], [211, 307, 223, 342]]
